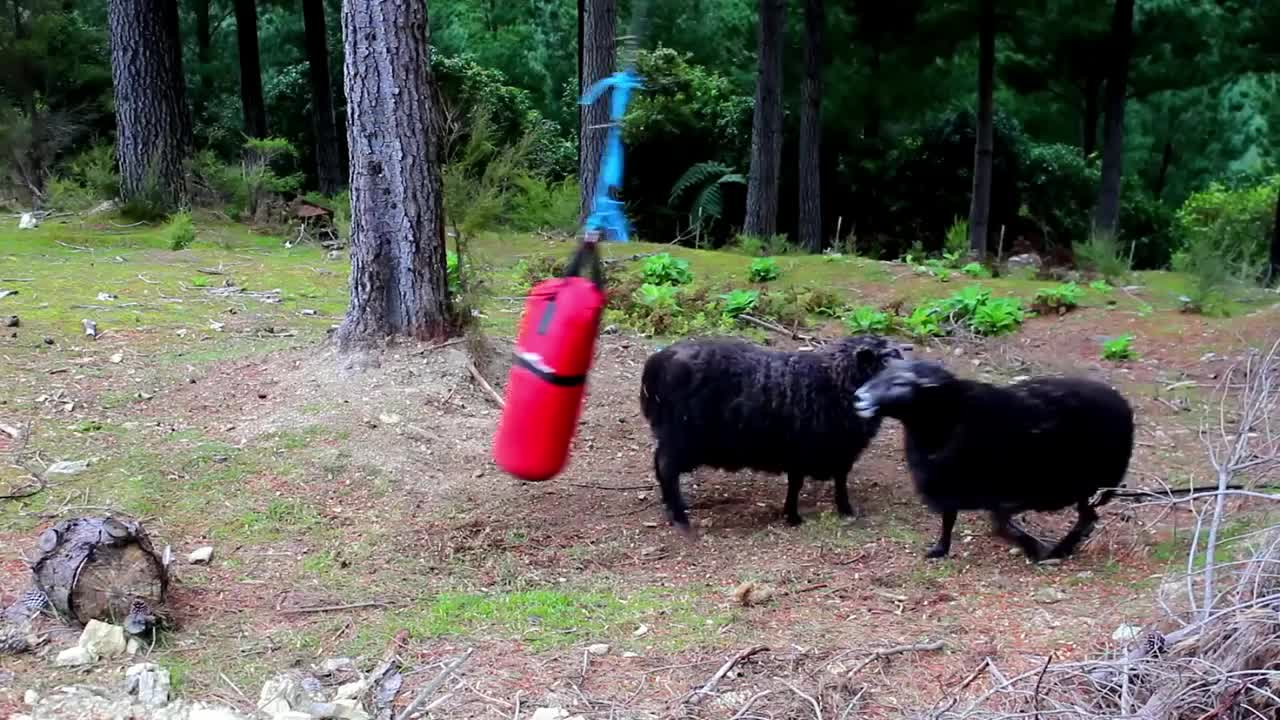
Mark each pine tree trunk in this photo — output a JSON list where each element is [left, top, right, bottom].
[[744, 0, 785, 239], [336, 0, 452, 347], [304, 0, 345, 194], [108, 0, 192, 208], [1153, 138, 1174, 198], [194, 0, 212, 118], [578, 0, 616, 225], [1082, 73, 1101, 158], [798, 0, 824, 254], [967, 0, 995, 260], [1093, 0, 1135, 237], [233, 0, 268, 138], [1268, 188, 1280, 287]]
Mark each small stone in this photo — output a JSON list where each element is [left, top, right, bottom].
[[3, 316, 17, 328], [127, 638, 141, 655], [126, 662, 171, 707], [79, 619, 128, 658], [1034, 587, 1068, 604], [43, 337, 54, 345], [1112, 624, 1142, 644], [331, 699, 371, 720], [622, 651, 640, 658], [97, 293, 117, 302], [110, 353, 123, 364], [54, 646, 95, 666], [18, 212, 38, 230], [335, 680, 366, 700], [24, 689, 39, 705], [378, 413, 402, 425], [530, 709, 571, 720], [586, 643, 610, 656], [189, 546, 214, 564], [46, 460, 89, 475], [301, 309, 318, 316], [632, 624, 649, 638]]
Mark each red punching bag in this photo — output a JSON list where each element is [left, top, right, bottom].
[[493, 243, 607, 481]]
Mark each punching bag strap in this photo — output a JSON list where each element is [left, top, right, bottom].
[[563, 236, 605, 290]]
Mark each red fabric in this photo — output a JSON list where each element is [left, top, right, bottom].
[[493, 276, 606, 481]]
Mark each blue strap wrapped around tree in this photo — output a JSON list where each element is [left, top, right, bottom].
[[579, 67, 642, 243]]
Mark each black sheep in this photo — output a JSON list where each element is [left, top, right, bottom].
[[639, 334, 907, 533], [853, 359, 1133, 562]]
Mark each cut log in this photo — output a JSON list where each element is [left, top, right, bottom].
[[29, 516, 169, 633]]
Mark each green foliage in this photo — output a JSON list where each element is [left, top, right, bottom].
[[447, 251, 461, 294], [733, 233, 790, 257], [800, 288, 844, 317], [843, 306, 893, 334], [507, 177, 578, 232], [1101, 334, 1137, 361], [719, 289, 759, 318], [970, 297, 1026, 336], [1175, 177, 1277, 280], [902, 305, 944, 339], [748, 257, 781, 283], [164, 212, 196, 251], [241, 137, 304, 218], [912, 285, 1028, 337], [961, 262, 990, 278], [635, 283, 681, 312], [1074, 232, 1132, 282], [46, 144, 118, 209], [641, 253, 694, 286], [1033, 282, 1084, 312], [1089, 279, 1114, 293], [943, 216, 968, 256], [669, 161, 746, 233], [1018, 143, 1099, 248]]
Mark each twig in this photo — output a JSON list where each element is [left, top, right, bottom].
[[395, 648, 474, 720], [684, 645, 769, 706], [278, 600, 388, 614], [419, 338, 466, 353], [467, 361, 505, 407], [566, 482, 652, 491], [728, 690, 772, 720], [197, 267, 227, 275], [56, 240, 91, 251], [1032, 653, 1053, 720], [738, 313, 816, 343], [783, 680, 823, 720], [0, 278, 34, 282], [849, 640, 944, 675], [137, 274, 159, 285]]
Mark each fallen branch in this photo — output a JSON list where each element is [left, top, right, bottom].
[[684, 645, 770, 706], [728, 690, 772, 720], [395, 648, 474, 720], [278, 600, 388, 615], [738, 313, 816, 343], [467, 361, 505, 408], [565, 482, 652, 491], [849, 640, 944, 676], [784, 680, 823, 720]]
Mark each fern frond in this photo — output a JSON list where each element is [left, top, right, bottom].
[[669, 160, 734, 205]]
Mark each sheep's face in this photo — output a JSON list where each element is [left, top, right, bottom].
[[854, 360, 951, 419], [833, 335, 909, 383]]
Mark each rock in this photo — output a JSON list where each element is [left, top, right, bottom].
[[1112, 624, 1142, 644], [24, 689, 39, 705], [3, 315, 17, 327], [80, 619, 128, 658], [18, 212, 38, 230], [378, 413, 402, 425], [270, 712, 314, 720], [622, 652, 640, 658], [1006, 253, 1043, 271], [331, 699, 372, 720], [586, 643, 610, 656], [530, 709, 571, 720], [110, 353, 124, 364], [82, 319, 97, 338], [632, 624, 649, 638], [128, 638, 141, 655], [125, 663, 172, 707], [54, 646, 95, 666], [45, 460, 89, 475], [259, 672, 318, 717], [1034, 587, 1068, 605], [189, 546, 214, 564], [98, 293, 118, 302]]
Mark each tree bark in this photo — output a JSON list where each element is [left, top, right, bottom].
[[798, 0, 824, 253], [744, 0, 786, 239], [967, 0, 995, 260], [233, 0, 268, 138], [1153, 138, 1173, 198], [336, 0, 452, 346], [303, 0, 345, 194], [1081, 72, 1101, 158], [1093, 0, 1135, 238], [194, 0, 212, 116], [1268, 187, 1279, 287], [108, 0, 192, 208], [578, 0, 616, 224]]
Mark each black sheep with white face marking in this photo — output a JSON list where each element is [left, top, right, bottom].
[[639, 334, 908, 534], [855, 359, 1134, 562]]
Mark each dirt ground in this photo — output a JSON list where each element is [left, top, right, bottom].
[[2, 227, 1278, 719]]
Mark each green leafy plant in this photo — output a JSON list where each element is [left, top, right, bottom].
[[961, 262, 990, 278], [447, 251, 461, 294], [189, 274, 210, 288], [802, 287, 844, 317], [669, 160, 746, 230], [635, 283, 681, 311], [641, 253, 694, 286], [937, 285, 992, 321], [943, 216, 968, 257], [1075, 231, 1131, 282], [843, 306, 892, 334], [1033, 282, 1084, 313], [748, 257, 781, 283], [1089, 279, 1113, 293], [902, 305, 943, 338], [1101, 334, 1137, 361], [164, 211, 196, 250], [970, 297, 1025, 335], [241, 137, 304, 219], [719, 289, 759, 318]]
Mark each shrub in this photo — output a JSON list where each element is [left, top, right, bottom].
[[902, 305, 944, 338], [46, 143, 119, 210], [669, 161, 746, 239], [164, 211, 196, 250], [748, 257, 781, 283], [1033, 282, 1084, 313], [970, 297, 1025, 335], [801, 287, 844, 317], [507, 176, 578, 232], [1019, 142, 1099, 248], [943, 216, 968, 257], [733, 233, 790, 256], [719, 289, 759, 318], [936, 285, 992, 321], [1173, 177, 1277, 299], [242, 137, 304, 218], [1074, 231, 1131, 282], [961, 261, 990, 278], [641, 253, 694, 286], [1120, 185, 1177, 270], [843, 306, 893, 334], [755, 289, 807, 327], [446, 250, 461, 294], [1101, 334, 1136, 361]]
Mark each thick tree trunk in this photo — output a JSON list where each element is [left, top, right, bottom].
[[194, 0, 211, 116], [578, 0, 616, 224], [967, 0, 995, 260], [233, 0, 268, 138], [744, 0, 785, 239], [798, 0, 824, 253], [1268, 188, 1279, 287], [1082, 73, 1101, 158], [336, 0, 452, 346], [303, 0, 345, 194], [864, 40, 881, 140], [108, 0, 192, 208], [12, 0, 42, 201], [1093, 0, 1135, 237], [1153, 138, 1174, 198]]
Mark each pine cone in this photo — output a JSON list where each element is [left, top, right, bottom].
[[0, 624, 30, 655]]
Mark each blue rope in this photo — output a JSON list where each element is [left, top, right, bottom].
[[579, 67, 642, 243]]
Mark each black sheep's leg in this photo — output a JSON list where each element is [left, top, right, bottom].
[[785, 472, 805, 526], [833, 475, 856, 519], [654, 447, 691, 535], [926, 510, 957, 558], [1045, 499, 1100, 560], [992, 511, 1044, 561]]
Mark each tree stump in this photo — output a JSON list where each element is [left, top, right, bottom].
[[29, 516, 169, 633]]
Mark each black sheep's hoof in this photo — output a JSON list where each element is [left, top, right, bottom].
[[925, 544, 950, 559]]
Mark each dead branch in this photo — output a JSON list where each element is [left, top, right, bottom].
[[395, 648, 474, 720], [783, 680, 823, 720], [738, 313, 816, 343], [683, 645, 770, 707], [849, 640, 944, 675], [728, 690, 772, 720], [278, 600, 389, 614], [466, 360, 505, 408]]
